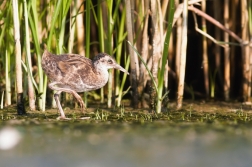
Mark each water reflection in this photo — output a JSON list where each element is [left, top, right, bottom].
[[0, 121, 252, 167]]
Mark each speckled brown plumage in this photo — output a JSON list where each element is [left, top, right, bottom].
[[42, 49, 129, 119]]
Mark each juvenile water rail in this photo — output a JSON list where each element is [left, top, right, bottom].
[[42, 49, 129, 119]]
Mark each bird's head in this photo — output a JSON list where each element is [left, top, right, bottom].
[[93, 53, 129, 75]]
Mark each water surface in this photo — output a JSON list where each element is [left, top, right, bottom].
[[0, 106, 252, 167]]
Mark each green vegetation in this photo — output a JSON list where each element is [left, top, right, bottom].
[[1, 102, 251, 125]]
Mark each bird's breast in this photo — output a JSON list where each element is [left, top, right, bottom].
[[66, 70, 109, 92]]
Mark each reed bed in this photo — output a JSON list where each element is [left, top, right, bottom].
[[0, 0, 251, 114]]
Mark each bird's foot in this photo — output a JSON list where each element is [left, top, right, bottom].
[[56, 116, 71, 120], [77, 100, 87, 114], [81, 106, 87, 114], [73, 95, 87, 113]]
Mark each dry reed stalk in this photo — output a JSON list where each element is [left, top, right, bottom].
[[125, 0, 139, 108], [188, 6, 243, 43], [68, 0, 76, 53], [177, 0, 188, 109], [138, 0, 149, 108], [213, 0, 223, 96], [201, 0, 209, 98], [249, 0, 252, 103], [12, 0, 25, 114], [150, 0, 158, 110], [5, 50, 11, 106], [24, 0, 36, 110], [138, 1, 148, 95], [224, 0, 230, 101], [76, 0, 85, 57], [175, 11, 182, 83], [173, 0, 203, 27], [134, 0, 143, 52], [161, 0, 169, 17], [241, 0, 251, 101], [230, 0, 239, 90], [150, 0, 162, 110], [161, 0, 169, 98]]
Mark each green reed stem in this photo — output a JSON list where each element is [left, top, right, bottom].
[[1, 2, 12, 106], [47, 0, 63, 50], [115, 6, 127, 106], [107, 0, 121, 107], [57, 0, 71, 53], [43, 0, 64, 111], [210, 69, 217, 98], [156, 0, 175, 113], [29, 0, 44, 110]]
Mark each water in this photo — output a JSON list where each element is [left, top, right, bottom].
[[1, 115, 252, 167]]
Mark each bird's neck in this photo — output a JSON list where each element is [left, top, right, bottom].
[[93, 63, 109, 86]]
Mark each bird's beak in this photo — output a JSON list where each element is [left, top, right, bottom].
[[114, 64, 129, 75]]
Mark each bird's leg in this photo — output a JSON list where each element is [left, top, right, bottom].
[[49, 83, 69, 119], [68, 92, 90, 119], [49, 82, 86, 114], [70, 92, 90, 119], [69, 91, 86, 113], [53, 91, 70, 120]]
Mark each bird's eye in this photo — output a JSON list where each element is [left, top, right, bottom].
[[108, 59, 113, 64]]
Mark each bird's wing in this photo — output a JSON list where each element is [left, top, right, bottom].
[[57, 54, 94, 75], [57, 54, 101, 86]]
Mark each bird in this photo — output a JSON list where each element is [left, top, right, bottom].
[[41, 49, 129, 119]]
